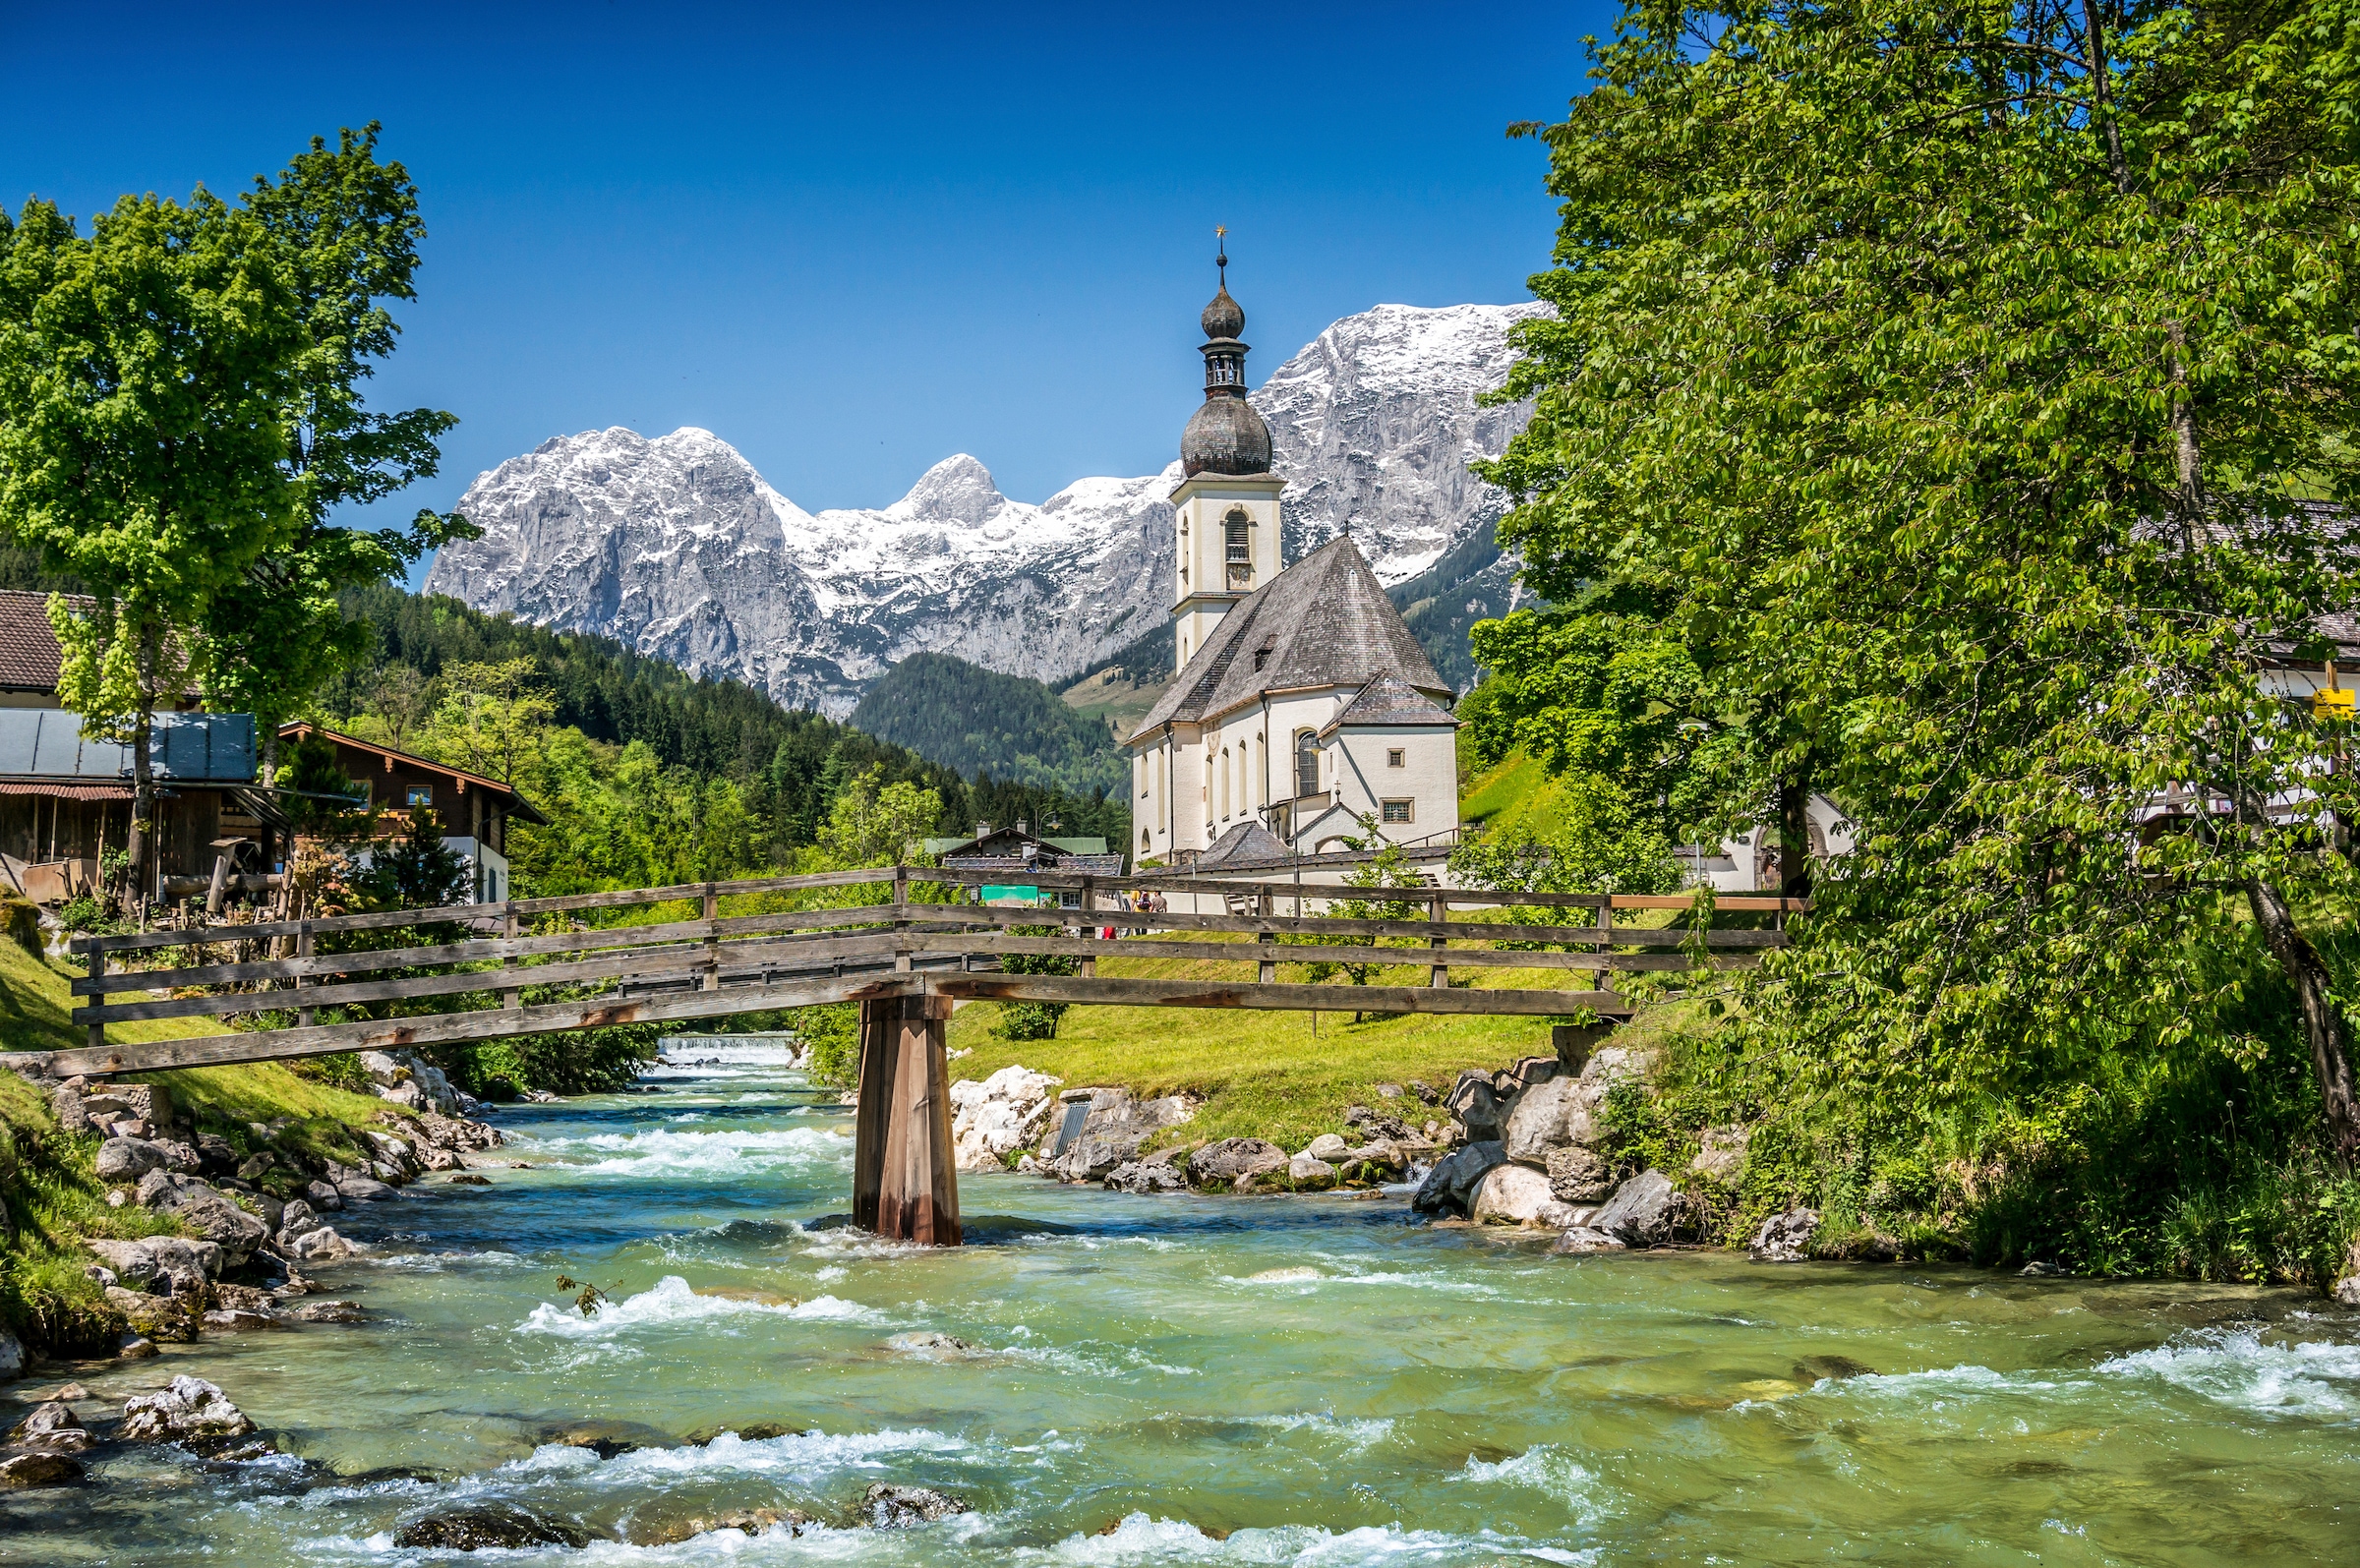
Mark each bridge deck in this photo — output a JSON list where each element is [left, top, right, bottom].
[[6, 865, 1799, 1079]]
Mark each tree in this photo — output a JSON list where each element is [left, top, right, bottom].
[[429, 659, 556, 784], [201, 126, 472, 784], [0, 189, 309, 895], [813, 767, 943, 869], [1484, 2, 2360, 1152]]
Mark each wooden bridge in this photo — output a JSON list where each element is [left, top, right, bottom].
[[4, 866, 1796, 1248]]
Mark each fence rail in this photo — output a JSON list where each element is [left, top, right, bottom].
[[9, 867, 1800, 1079]]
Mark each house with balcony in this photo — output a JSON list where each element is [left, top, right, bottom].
[[277, 723, 549, 903]]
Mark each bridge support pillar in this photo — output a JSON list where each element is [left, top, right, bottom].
[[851, 993, 961, 1246]]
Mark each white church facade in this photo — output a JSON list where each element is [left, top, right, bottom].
[[1127, 251, 1460, 867]]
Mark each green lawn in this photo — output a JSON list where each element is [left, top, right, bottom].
[[946, 931, 1692, 1152]]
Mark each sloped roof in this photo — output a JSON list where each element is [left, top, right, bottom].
[[280, 723, 551, 825], [1319, 673, 1457, 735], [0, 709, 256, 783], [1194, 819, 1291, 867], [0, 591, 65, 692], [1128, 536, 1449, 742]]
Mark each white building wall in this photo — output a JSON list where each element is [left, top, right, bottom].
[[1327, 725, 1457, 842]]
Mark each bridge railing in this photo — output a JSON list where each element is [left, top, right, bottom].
[[24, 868, 1803, 1079]]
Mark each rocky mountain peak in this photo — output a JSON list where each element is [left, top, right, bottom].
[[426, 301, 1543, 715], [887, 454, 1008, 528]]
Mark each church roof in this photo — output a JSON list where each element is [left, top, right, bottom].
[[1194, 819, 1291, 867], [1127, 536, 1450, 743], [1319, 673, 1458, 735]]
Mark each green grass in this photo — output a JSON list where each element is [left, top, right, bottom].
[[0, 932, 413, 1349], [1459, 750, 1573, 841], [947, 931, 1699, 1152]]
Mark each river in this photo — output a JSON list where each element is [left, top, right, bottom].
[[10, 1040, 2360, 1565]]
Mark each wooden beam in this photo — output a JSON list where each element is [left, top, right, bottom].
[[892, 932, 1752, 973], [10, 974, 922, 1079], [925, 975, 1635, 1016]]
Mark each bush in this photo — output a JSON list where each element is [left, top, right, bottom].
[[796, 1004, 859, 1087]]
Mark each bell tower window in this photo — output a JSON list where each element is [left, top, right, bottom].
[[1225, 509, 1251, 589]]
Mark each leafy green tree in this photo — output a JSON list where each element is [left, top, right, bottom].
[[813, 767, 943, 869], [427, 658, 556, 785], [1485, 1, 2360, 1155], [0, 189, 308, 892], [202, 126, 471, 784]]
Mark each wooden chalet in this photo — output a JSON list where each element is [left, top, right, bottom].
[[276, 724, 550, 904]]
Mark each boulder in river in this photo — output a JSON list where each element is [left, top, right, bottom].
[[334, 1175, 397, 1202], [1187, 1137, 1286, 1190], [1748, 1207, 1819, 1263], [1502, 1076, 1606, 1166], [1042, 1088, 1198, 1182], [1287, 1153, 1337, 1191], [1103, 1160, 1183, 1194], [1550, 1226, 1626, 1255], [8, 1401, 91, 1453], [1303, 1132, 1350, 1162], [285, 1225, 360, 1263], [391, 1505, 592, 1550], [860, 1482, 971, 1527], [1469, 1162, 1591, 1228], [629, 1506, 805, 1545], [1410, 1140, 1504, 1216], [1590, 1169, 1685, 1246], [120, 1376, 256, 1441], [88, 1236, 223, 1291], [0, 1451, 82, 1488]]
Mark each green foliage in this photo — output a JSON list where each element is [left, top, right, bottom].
[[992, 925, 1078, 1040], [851, 651, 1127, 798], [813, 767, 943, 869], [356, 810, 472, 910], [277, 730, 370, 836], [1475, 0, 2360, 1272], [795, 1004, 860, 1088]]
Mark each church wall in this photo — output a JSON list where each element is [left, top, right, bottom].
[[1327, 723, 1458, 842]]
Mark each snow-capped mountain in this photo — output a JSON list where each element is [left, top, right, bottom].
[[423, 302, 1545, 716]]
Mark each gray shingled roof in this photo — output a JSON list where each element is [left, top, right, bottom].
[[1320, 673, 1457, 735], [1128, 537, 1449, 743], [1194, 819, 1290, 867]]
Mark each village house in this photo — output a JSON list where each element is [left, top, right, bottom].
[[277, 723, 548, 904]]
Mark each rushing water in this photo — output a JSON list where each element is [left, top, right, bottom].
[[9, 1041, 2360, 1565]]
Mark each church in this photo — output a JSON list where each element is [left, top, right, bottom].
[[1128, 254, 1461, 866]]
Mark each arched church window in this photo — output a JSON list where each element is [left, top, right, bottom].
[[1295, 730, 1319, 798], [1224, 510, 1250, 565]]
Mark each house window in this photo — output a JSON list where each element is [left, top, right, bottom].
[[1295, 730, 1319, 798], [1382, 799, 1413, 825], [405, 785, 433, 809], [1386, 748, 1405, 768]]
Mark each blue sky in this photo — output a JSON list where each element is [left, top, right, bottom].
[[1, 2, 1608, 579]]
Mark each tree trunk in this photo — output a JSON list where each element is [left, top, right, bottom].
[[2243, 873, 2360, 1163], [1778, 764, 1815, 901]]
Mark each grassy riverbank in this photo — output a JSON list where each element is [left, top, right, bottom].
[[0, 938, 396, 1356]]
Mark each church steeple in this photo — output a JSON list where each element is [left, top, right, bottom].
[[1170, 228, 1285, 674], [1181, 230, 1272, 477]]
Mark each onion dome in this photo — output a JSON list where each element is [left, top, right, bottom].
[[1180, 231, 1272, 477]]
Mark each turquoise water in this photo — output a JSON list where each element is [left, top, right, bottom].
[[7, 1041, 2360, 1565]]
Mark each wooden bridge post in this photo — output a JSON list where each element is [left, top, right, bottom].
[[501, 907, 521, 1011], [1596, 900, 1616, 996], [851, 992, 960, 1246], [892, 866, 912, 972], [1429, 891, 1449, 989]]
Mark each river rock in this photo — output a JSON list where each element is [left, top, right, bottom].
[[1446, 1073, 1506, 1141], [629, 1506, 805, 1546], [131, 1174, 269, 1264], [1338, 1139, 1407, 1181], [276, 1197, 323, 1241], [107, 1289, 197, 1343], [1344, 1103, 1414, 1141], [285, 1225, 360, 1262], [1591, 1169, 1685, 1246], [292, 1299, 367, 1323], [1104, 1160, 1184, 1193], [1410, 1139, 1504, 1215], [860, 1482, 970, 1527], [94, 1136, 167, 1182], [334, 1175, 396, 1202], [1501, 1076, 1607, 1166], [950, 1065, 1063, 1172], [1304, 1132, 1350, 1161], [1188, 1137, 1286, 1190], [120, 1376, 256, 1442], [392, 1505, 592, 1550], [87, 1236, 223, 1291], [412, 1109, 504, 1152], [550, 1418, 675, 1457], [115, 1333, 157, 1360], [0, 1451, 82, 1488], [1469, 1161, 1590, 1227], [2334, 1239, 2360, 1307], [304, 1180, 343, 1210], [1544, 1142, 1617, 1202], [8, 1402, 91, 1453], [1550, 1226, 1626, 1254], [1044, 1088, 1198, 1182], [1287, 1153, 1337, 1190], [1748, 1207, 1819, 1263]]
